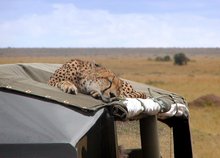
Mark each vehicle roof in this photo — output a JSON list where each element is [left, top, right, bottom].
[[0, 63, 187, 120]]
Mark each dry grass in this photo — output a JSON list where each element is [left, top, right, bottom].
[[190, 106, 220, 158], [1, 51, 220, 158]]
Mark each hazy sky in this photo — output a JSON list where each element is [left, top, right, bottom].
[[0, 0, 220, 47]]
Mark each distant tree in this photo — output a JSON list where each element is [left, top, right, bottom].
[[155, 56, 163, 61], [163, 55, 171, 61], [155, 55, 171, 62], [173, 53, 189, 65]]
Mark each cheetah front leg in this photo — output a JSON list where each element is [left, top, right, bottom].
[[56, 81, 78, 94]]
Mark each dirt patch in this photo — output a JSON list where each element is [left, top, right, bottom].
[[189, 94, 220, 107]]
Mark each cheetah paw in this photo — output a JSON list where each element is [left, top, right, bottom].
[[56, 81, 78, 94]]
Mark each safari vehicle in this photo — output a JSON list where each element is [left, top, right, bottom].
[[0, 63, 193, 158]]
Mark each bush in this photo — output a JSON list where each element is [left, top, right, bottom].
[[173, 53, 189, 65], [155, 56, 164, 61], [163, 55, 171, 61], [155, 55, 171, 62]]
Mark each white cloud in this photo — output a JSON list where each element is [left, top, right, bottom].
[[0, 3, 219, 47]]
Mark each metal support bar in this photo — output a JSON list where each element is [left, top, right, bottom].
[[172, 118, 193, 158], [140, 116, 160, 158]]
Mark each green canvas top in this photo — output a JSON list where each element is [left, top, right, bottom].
[[0, 63, 188, 120]]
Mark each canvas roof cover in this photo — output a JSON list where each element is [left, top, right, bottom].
[[0, 63, 189, 120]]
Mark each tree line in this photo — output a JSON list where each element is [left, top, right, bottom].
[[154, 53, 190, 65]]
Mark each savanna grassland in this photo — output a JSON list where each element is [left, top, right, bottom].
[[0, 48, 220, 158]]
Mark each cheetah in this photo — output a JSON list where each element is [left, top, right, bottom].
[[48, 59, 147, 102]]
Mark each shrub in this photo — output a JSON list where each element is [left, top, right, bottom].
[[163, 55, 171, 61], [173, 53, 189, 65], [155, 55, 171, 62], [155, 56, 164, 61]]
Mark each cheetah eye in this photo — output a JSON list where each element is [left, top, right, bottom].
[[110, 92, 116, 98]]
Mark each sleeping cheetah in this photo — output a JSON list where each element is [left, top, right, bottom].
[[48, 59, 147, 102]]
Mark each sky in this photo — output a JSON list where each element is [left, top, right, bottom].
[[0, 0, 220, 48]]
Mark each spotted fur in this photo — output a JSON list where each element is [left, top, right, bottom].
[[48, 59, 146, 102]]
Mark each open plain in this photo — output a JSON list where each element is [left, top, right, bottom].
[[0, 48, 220, 158]]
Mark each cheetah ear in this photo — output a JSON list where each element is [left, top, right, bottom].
[[90, 60, 101, 67], [92, 60, 96, 64], [89, 60, 96, 67]]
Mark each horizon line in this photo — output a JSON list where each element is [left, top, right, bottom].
[[1, 47, 220, 49]]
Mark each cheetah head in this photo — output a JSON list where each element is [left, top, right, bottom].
[[99, 75, 122, 102]]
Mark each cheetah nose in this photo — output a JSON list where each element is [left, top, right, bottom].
[[110, 92, 116, 98]]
